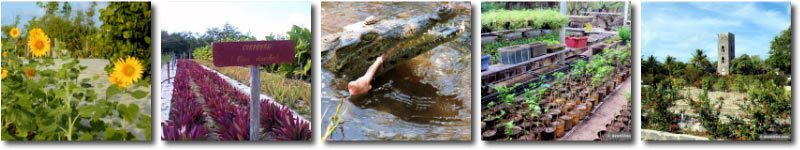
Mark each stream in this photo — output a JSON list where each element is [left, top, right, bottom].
[[321, 2, 472, 141]]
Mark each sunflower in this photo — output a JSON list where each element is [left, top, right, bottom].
[[109, 73, 124, 88], [112, 56, 144, 88], [28, 28, 45, 38], [24, 68, 36, 79], [1, 68, 7, 80], [9, 27, 20, 38], [27, 28, 50, 57]]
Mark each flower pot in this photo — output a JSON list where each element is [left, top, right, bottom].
[[481, 55, 491, 71], [483, 129, 497, 140], [554, 120, 565, 138], [576, 105, 587, 119], [561, 115, 573, 131], [543, 127, 555, 140], [565, 35, 588, 48], [532, 127, 545, 140], [570, 111, 580, 125], [586, 100, 594, 114]]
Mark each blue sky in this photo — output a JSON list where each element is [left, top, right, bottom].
[[2, 2, 108, 29], [160, 1, 311, 40], [642, 2, 790, 62]]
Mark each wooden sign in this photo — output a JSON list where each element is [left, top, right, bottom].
[[211, 40, 296, 141], [212, 40, 296, 67]]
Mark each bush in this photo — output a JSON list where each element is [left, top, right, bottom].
[[642, 81, 682, 133], [98, 2, 152, 78]]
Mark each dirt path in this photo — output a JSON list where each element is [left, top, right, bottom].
[[562, 77, 631, 141]]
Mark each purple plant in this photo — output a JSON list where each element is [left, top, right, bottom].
[[272, 115, 311, 141], [162, 121, 209, 140]]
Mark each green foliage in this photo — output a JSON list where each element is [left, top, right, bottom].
[[687, 89, 729, 139], [493, 83, 520, 105], [731, 54, 764, 75], [97, 2, 152, 79], [1, 50, 151, 141], [641, 82, 682, 133], [767, 26, 791, 74], [191, 45, 213, 61], [481, 9, 569, 31], [617, 26, 630, 40], [261, 25, 311, 82]]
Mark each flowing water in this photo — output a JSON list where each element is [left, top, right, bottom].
[[321, 2, 472, 141]]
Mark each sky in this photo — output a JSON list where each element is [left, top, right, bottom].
[[160, 1, 311, 41], [641, 2, 790, 62], [1, 2, 108, 29]]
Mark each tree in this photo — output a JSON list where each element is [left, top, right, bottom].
[[98, 2, 152, 78], [767, 26, 791, 74], [732, 54, 756, 75], [664, 56, 677, 76], [690, 49, 712, 73]]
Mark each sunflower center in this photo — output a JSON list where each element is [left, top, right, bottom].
[[123, 65, 135, 76], [35, 40, 45, 49]]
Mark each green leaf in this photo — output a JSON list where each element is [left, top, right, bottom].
[[106, 84, 121, 98], [78, 133, 95, 141], [117, 103, 140, 123], [129, 90, 148, 99]]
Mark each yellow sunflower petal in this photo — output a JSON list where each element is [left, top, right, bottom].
[[1, 68, 7, 80], [112, 56, 144, 88], [27, 29, 50, 58], [24, 68, 36, 79], [10, 27, 20, 39]]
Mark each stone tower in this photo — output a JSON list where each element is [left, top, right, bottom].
[[717, 32, 735, 75]]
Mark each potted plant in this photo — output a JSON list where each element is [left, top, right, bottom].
[[618, 26, 631, 46]]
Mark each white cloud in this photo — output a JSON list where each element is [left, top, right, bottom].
[[642, 2, 789, 62], [159, 2, 311, 40]]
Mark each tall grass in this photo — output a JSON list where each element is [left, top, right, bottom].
[[194, 60, 312, 117]]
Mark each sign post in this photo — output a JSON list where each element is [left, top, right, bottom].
[[212, 40, 295, 141]]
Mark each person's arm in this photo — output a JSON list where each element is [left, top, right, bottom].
[[347, 46, 399, 95]]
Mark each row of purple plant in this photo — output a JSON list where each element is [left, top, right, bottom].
[[162, 59, 310, 141], [162, 59, 210, 140]]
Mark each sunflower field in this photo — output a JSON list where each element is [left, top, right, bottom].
[[1, 2, 152, 141]]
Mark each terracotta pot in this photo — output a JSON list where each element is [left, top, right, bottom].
[[561, 115, 573, 131], [585, 102, 594, 115], [566, 102, 576, 111], [576, 105, 587, 119], [570, 111, 580, 125], [554, 120, 565, 138]]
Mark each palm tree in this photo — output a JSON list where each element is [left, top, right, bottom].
[[690, 49, 710, 68], [664, 56, 677, 77]]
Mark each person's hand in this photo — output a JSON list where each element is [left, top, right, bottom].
[[348, 76, 372, 95]]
